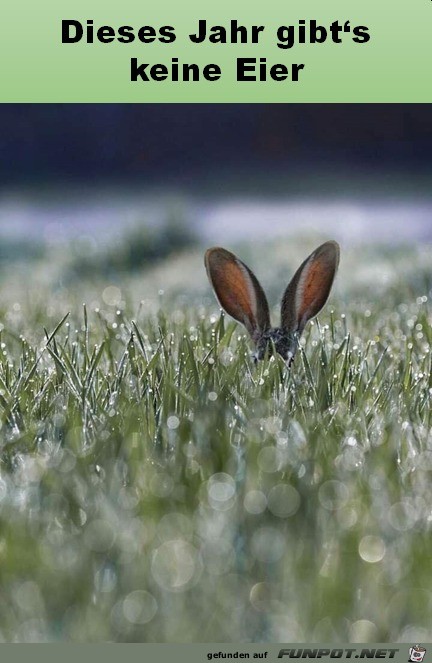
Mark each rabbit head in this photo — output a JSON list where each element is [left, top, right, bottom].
[[205, 241, 340, 366]]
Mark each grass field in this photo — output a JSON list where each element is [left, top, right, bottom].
[[0, 230, 432, 643]]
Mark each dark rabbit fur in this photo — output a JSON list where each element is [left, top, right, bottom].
[[205, 241, 340, 365]]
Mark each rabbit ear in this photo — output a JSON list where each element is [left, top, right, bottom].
[[281, 241, 340, 334], [205, 247, 270, 341]]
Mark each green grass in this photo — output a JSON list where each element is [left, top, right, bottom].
[[0, 237, 432, 643]]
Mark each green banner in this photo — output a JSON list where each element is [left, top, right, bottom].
[[0, 0, 430, 101]]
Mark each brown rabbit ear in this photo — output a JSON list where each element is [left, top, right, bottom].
[[205, 247, 270, 341], [281, 241, 340, 334]]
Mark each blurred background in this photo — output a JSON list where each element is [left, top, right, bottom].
[[1, 104, 432, 247], [1, 103, 431, 302]]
